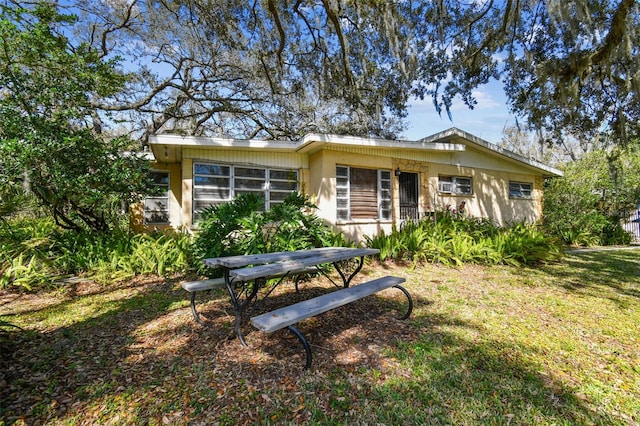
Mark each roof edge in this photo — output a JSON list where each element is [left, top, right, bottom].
[[149, 129, 563, 177], [419, 128, 563, 177], [295, 132, 465, 152]]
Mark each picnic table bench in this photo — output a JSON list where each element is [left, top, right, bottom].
[[181, 267, 317, 325], [251, 275, 412, 368], [182, 247, 413, 369]]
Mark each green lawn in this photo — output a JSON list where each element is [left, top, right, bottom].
[[1, 249, 639, 425]]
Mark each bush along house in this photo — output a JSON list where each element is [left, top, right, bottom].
[[134, 127, 563, 242]]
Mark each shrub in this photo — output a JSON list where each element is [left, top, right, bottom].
[[193, 192, 349, 276], [192, 193, 265, 265], [51, 230, 193, 282], [601, 219, 633, 246], [366, 210, 562, 266], [1, 217, 194, 290], [0, 217, 59, 290], [541, 149, 637, 247], [0, 253, 55, 291]]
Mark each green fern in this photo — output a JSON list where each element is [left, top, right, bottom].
[[367, 212, 562, 267]]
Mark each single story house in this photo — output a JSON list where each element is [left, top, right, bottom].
[[135, 127, 563, 241]]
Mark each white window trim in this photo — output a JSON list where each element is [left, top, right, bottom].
[[144, 170, 170, 225], [336, 166, 350, 221], [336, 165, 392, 222], [378, 169, 392, 220], [192, 162, 298, 221]]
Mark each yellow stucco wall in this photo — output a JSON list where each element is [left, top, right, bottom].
[[130, 161, 182, 233], [427, 163, 541, 225], [306, 146, 544, 241], [181, 158, 193, 229], [139, 141, 548, 241]]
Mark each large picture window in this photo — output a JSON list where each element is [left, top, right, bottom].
[[144, 171, 170, 224], [193, 163, 298, 221], [336, 166, 391, 221], [438, 175, 473, 195]]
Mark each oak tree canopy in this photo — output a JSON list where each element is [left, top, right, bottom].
[[3, 0, 639, 145]]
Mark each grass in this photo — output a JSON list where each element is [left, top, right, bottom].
[[1, 249, 639, 425]]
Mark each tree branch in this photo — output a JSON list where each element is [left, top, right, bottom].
[[321, 0, 353, 86], [266, 0, 286, 65], [591, 0, 634, 65], [559, 0, 635, 80], [90, 59, 186, 111]]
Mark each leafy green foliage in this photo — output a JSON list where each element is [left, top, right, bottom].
[[0, 180, 34, 220], [50, 230, 193, 282], [542, 146, 639, 246], [1, 193, 348, 289], [0, 253, 54, 291], [192, 193, 265, 265], [0, 3, 152, 232], [366, 210, 562, 266], [0, 217, 193, 290], [0, 217, 58, 290], [193, 192, 350, 276]]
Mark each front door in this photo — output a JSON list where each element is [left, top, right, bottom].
[[399, 172, 419, 220]]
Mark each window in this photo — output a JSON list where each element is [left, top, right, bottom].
[[144, 171, 170, 224], [268, 169, 299, 205], [379, 170, 392, 220], [234, 167, 266, 199], [336, 166, 392, 220], [193, 163, 298, 221], [336, 167, 350, 220], [509, 181, 533, 199], [193, 164, 231, 218], [438, 176, 473, 195]]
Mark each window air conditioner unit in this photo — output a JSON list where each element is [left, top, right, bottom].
[[439, 182, 453, 193]]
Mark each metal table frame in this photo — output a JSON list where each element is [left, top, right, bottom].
[[203, 247, 380, 345]]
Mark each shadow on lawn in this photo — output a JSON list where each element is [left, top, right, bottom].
[[539, 250, 640, 301], [0, 275, 627, 425], [371, 320, 617, 425], [1, 278, 195, 423]]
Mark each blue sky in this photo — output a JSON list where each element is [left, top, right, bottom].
[[402, 79, 517, 144]]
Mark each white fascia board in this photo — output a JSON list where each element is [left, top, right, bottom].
[[148, 130, 562, 177], [148, 134, 297, 151], [295, 133, 466, 153], [149, 133, 466, 154]]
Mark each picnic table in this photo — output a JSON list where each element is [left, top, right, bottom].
[[183, 247, 413, 368]]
